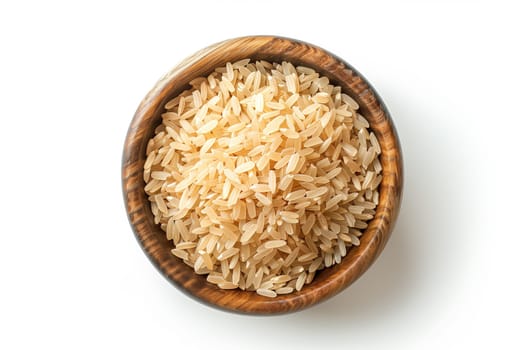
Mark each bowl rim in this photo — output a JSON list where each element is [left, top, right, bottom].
[[122, 35, 403, 314]]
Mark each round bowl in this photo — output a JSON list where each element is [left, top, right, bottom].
[[122, 36, 403, 314]]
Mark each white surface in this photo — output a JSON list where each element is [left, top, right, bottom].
[[1, 1, 524, 349]]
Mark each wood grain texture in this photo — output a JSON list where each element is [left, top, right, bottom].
[[122, 36, 403, 314]]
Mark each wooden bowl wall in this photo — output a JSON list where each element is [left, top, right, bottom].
[[122, 36, 403, 314]]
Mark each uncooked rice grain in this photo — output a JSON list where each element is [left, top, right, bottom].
[[144, 60, 382, 297]]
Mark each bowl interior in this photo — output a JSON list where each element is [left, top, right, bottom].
[[122, 36, 402, 314]]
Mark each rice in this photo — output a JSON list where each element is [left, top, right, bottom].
[[256, 289, 277, 298], [144, 60, 382, 297]]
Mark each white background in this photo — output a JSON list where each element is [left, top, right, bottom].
[[1, 1, 524, 349]]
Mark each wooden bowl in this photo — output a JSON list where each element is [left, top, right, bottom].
[[122, 36, 403, 314]]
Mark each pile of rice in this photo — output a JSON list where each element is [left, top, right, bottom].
[[144, 60, 382, 298]]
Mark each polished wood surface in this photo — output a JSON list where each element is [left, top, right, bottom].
[[122, 36, 403, 314]]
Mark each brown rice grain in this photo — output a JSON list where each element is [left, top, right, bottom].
[[144, 60, 381, 297]]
